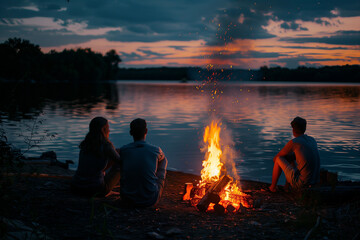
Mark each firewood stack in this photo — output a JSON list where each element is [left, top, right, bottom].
[[196, 175, 231, 212], [183, 175, 253, 214]]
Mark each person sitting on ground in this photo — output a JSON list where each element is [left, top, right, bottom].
[[72, 117, 120, 196], [269, 116, 320, 192], [118, 118, 168, 207]]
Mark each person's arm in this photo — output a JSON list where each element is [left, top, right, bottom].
[[104, 159, 114, 171], [273, 140, 294, 162], [106, 142, 121, 163], [156, 148, 167, 180]]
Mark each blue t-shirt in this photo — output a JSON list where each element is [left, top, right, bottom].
[[278, 134, 321, 186], [119, 140, 167, 206]]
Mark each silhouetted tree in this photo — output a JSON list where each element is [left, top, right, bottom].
[[259, 65, 360, 82], [104, 49, 121, 80], [0, 38, 44, 81], [0, 38, 122, 82]]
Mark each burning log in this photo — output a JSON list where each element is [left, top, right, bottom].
[[185, 120, 254, 213], [182, 183, 194, 201], [213, 204, 225, 214], [196, 175, 231, 212]]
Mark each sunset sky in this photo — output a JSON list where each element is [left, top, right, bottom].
[[0, 0, 359, 69]]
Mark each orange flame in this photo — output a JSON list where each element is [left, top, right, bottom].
[[200, 120, 223, 184], [197, 120, 251, 212]]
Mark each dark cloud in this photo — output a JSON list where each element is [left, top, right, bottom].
[[118, 49, 171, 62], [280, 21, 308, 31], [1, 0, 359, 46], [105, 29, 197, 43], [246, 51, 287, 58], [270, 55, 349, 68], [261, 45, 349, 50], [127, 25, 152, 34], [207, 7, 276, 46], [243, 0, 360, 20], [314, 18, 332, 26], [0, 25, 99, 48], [61, 0, 220, 42], [280, 31, 360, 45], [279, 46, 349, 50], [119, 51, 143, 61], [45, 4, 62, 11], [137, 48, 170, 57], [199, 50, 287, 59], [169, 46, 186, 51], [0, 0, 359, 69], [208, 0, 359, 46]]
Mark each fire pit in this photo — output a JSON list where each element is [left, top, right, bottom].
[[183, 120, 253, 213]]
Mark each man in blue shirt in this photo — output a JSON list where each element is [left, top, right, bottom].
[[119, 118, 168, 207], [269, 116, 320, 192]]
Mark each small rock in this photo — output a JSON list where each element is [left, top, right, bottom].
[[44, 181, 56, 187], [6, 231, 31, 240], [65, 208, 82, 214], [253, 199, 263, 208], [2, 218, 33, 232], [166, 227, 182, 236], [263, 222, 276, 227], [249, 221, 261, 226], [147, 232, 165, 239], [321, 218, 329, 224]]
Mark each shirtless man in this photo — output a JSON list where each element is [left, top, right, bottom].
[[269, 117, 320, 192]]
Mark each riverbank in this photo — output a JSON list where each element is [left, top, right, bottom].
[[1, 162, 359, 240]]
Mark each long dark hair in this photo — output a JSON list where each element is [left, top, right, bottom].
[[79, 117, 110, 157]]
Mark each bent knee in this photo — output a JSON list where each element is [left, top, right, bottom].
[[274, 156, 285, 164]]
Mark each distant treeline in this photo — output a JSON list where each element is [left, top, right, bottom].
[[96, 65, 360, 82], [0, 38, 121, 82], [116, 67, 259, 81], [0, 38, 359, 83], [260, 65, 360, 82], [117, 67, 190, 80]]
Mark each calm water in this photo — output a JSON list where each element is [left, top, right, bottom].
[[1, 81, 360, 183]]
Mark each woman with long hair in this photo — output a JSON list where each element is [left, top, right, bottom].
[[72, 117, 120, 196]]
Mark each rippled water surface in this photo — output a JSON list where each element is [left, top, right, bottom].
[[1, 81, 360, 182]]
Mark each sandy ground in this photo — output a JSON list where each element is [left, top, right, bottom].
[[1, 164, 359, 240]]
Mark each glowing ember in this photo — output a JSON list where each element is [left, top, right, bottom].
[[192, 119, 251, 212]]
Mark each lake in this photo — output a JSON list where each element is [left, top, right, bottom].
[[1, 81, 360, 183]]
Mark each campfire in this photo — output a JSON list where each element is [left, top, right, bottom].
[[183, 120, 252, 213]]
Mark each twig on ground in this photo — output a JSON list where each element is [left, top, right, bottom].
[[304, 216, 320, 240], [352, 232, 359, 240]]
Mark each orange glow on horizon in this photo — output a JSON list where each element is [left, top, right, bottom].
[[40, 13, 360, 69]]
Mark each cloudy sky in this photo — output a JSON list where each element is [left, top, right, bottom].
[[0, 0, 359, 68]]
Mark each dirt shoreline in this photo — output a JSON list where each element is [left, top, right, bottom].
[[1, 164, 360, 240]]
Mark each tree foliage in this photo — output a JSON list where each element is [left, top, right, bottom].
[[260, 65, 360, 82], [0, 38, 121, 82]]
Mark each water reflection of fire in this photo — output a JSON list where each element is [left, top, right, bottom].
[[185, 120, 252, 213]]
